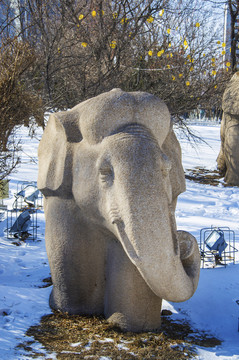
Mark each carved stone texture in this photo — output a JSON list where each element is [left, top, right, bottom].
[[38, 89, 200, 332], [217, 72, 239, 185]]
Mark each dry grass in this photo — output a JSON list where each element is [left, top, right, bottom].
[[185, 167, 223, 186], [16, 310, 221, 359]]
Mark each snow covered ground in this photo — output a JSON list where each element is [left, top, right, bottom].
[[174, 125, 239, 360], [0, 123, 239, 359]]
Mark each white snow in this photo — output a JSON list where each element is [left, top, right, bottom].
[[0, 123, 239, 359]]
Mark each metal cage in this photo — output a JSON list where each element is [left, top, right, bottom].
[[12, 181, 43, 210], [6, 208, 39, 241], [200, 226, 238, 268]]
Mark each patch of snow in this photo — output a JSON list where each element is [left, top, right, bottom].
[[98, 338, 114, 343], [117, 343, 129, 351], [70, 341, 82, 347]]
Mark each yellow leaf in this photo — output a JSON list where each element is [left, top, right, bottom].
[[168, 42, 171, 47], [81, 42, 88, 47], [190, 66, 194, 71], [203, 53, 205, 57], [79, 14, 84, 20], [226, 62, 231, 67], [148, 50, 153, 56], [92, 10, 96, 17], [214, 85, 217, 89], [170, 53, 173, 58], [222, 50, 225, 55], [110, 41, 117, 49], [186, 81, 190, 86], [159, 9, 164, 16], [147, 16, 154, 23], [222, 42, 226, 47], [217, 40, 221, 44], [157, 49, 164, 57], [212, 70, 217, 76], [179, 73, 183, 78], [113, 12, 118, 19], [121, 17, 128, 24], [167, 28, 171, 34], [101, 10, 105, 15], [172, 75, 175, 80], [211, 57, 215, 62], [184, 39, 188, 47], [230, 47, 231, 52], [167, 64, 170, 69], [195, 22, 200, 27]]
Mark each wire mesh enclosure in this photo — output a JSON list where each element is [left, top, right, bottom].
[[6, 208, 39, 241], [12, 181, 43, 210], [200, 226, 238, 268], [4, 181, 43, 242]]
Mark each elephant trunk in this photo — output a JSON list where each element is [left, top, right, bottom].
[[101, 130, 200, 303], [112, 178, 200, 303]]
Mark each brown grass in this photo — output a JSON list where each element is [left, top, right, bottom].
[[16, 311, 221, 359], [185, 167, 223, 186]]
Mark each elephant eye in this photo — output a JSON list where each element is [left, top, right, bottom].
[[99, 165, 114, 185]]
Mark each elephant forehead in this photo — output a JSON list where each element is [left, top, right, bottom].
[[101, 132, 162, 171], [76, 89, 170, 146]]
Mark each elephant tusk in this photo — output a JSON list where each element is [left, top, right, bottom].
[[109, 207, 122, 225], [114, 221, 140, 266]]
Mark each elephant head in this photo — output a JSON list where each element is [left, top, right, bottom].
[[38, 89, 200, 309]]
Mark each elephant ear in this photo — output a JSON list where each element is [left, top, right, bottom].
[[38, 111, 82, 197], [162, 126, 186, 207]]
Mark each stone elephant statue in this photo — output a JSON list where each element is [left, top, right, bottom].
[[217, 72, 239, 185], [38, 89, 200, 332]]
